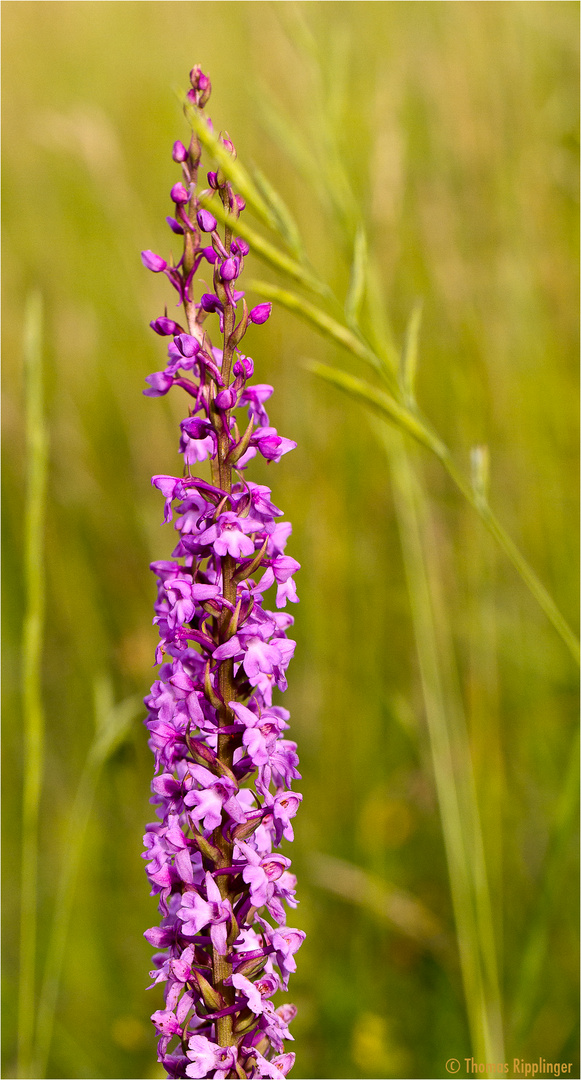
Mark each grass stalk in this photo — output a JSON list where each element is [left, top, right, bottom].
[[31, 679, 140, 1078], [300, 357, 579, 665], [385, 427, 504, 1062], [510, 727, 580, 1045], [17, 292, 48, 1080]]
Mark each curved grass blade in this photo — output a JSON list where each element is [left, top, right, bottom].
[[18, 292, 48, 1080], [309, 361, 579, 664], [306, 360, 447, 456], [251, 281, 388, 379], [251, 164, 305, 263], [253, 86, 326, 201], [399, 300, 423, 406]]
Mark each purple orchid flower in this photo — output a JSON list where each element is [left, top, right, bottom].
[[141, 67, 302, 1078]]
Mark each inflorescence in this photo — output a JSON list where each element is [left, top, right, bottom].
[[141, 67, 303, 1079]]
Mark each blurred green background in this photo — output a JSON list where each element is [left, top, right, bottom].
[[2, 2, 579, 1078]]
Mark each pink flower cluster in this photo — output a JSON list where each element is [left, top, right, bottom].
[[141, 67, 303, 1079]]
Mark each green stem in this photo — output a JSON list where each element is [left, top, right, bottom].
[[18, 293, 47, 1080], [386, 429, 504, 1062], [438, 450, 580, 665]]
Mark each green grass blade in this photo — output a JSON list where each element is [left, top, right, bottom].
[[309, 852, 449, 956], [385, 428, 504, 1062], [399, 301, 423, 406], [344, 224, 368, 328], [308, 362, 579, 664], [510, 727, 580, 1043], [306, 360, 446, 455], [31, 679, 140, 1078], [17, 292, 48, 1080], [250, 164, 306, 263], [253, 87, 326, 201], [250, 282, 387, 378], [440, 453, 580, 665]]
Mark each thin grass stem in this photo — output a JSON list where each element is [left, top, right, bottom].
[[31, 679, 140, 1078], [438, 451, 580, 666], [385, 427, 504, 1062], [510, 727, 580, 1044], [17, 292, 48, 1080]]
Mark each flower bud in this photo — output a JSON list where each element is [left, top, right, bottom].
[[172, 140, 188, 163], [220, 132, 236, 158], [141, 250, 167, 273], [214, 386, 238, 411], [150, 316, 182, 336], [200, 293, 222, 314], [202, 246, 218, 265], [233, 354, 254, 378], [220, 258, 239, 282], [207, 171, 218, 189], [189, 65, 212, 107], [249, 303, 272, 325], [197, 209, 217, 233], [170, 182, 191, 205], [234, 238, 250, 257]]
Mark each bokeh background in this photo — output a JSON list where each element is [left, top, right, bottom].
[[2, 3, 579, 1078]]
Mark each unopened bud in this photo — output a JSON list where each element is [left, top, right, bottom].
[[189, 65, 212, 107], [220, 257, 239, 282], [249, 302, 272, 325], [150, 316, 183, 336], [220, 132, 237, 158], [170, 182, 190, 205], [172, 140, 188, 163], [197, 208, 217, 233], [141, 250, 167, 273]]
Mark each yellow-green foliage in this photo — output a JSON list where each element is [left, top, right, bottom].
[[3, 4, 578, 1078]]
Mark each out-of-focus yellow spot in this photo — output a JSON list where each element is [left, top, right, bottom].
[[118, 628, 156, 677], [146, 1066, 167, 1080], [359, 792, 415, 850], [351, 1012, 411, 1076], [111, 1015, 149, 1051]]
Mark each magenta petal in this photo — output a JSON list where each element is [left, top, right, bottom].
[[210, 919, 228, 956]]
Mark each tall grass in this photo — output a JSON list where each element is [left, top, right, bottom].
[[32, 681, 141, 1078], [17, 293, 47, 1080]]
